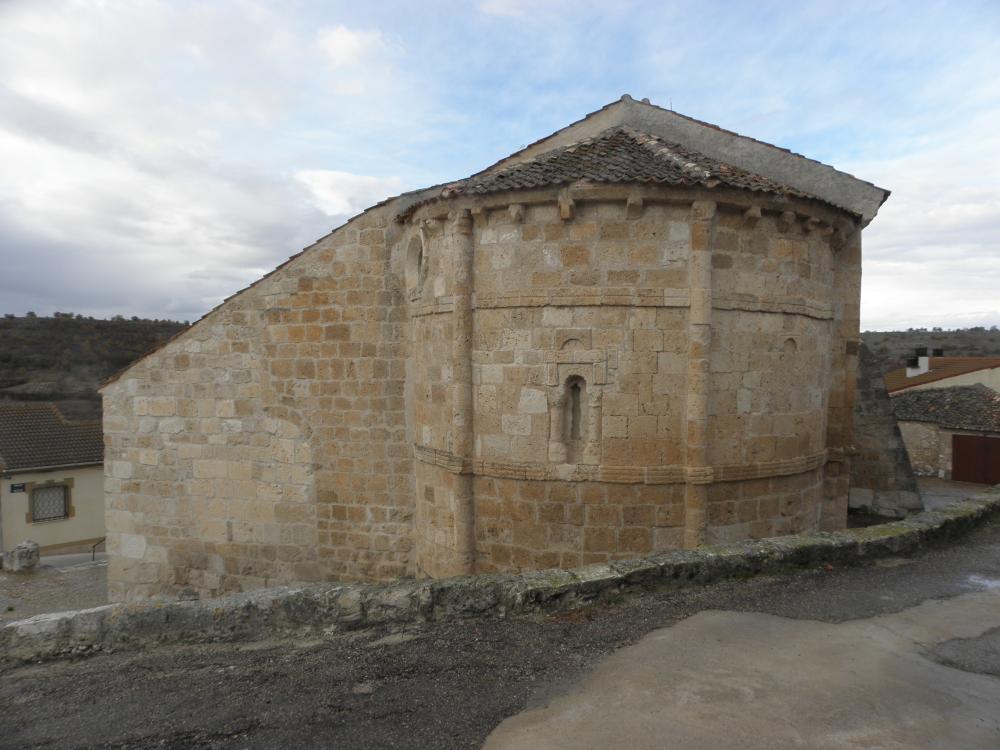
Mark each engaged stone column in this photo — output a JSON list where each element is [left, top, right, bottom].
[[683, 201, 717, 548], [450, 209, 476, 573], [548, 391, 568, 463], [582, 388, 602, 465]]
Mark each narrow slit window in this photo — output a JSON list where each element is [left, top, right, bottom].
[[569, 380, 582, 440]]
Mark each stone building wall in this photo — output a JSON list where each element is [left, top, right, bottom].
[[849, 343, 921, 515], [104, 183, 864, 598], [405, 185, 858, 575], [101, 95, 887, 602], [898, 421, 943, 477], [103, 206, 414, 601]]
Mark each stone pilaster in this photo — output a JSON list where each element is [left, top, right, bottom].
[[450, 209, 476, 572], [821, 226, 862, 530], [683, 200, 717, 548]]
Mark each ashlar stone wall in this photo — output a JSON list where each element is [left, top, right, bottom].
[[405, 184, 860, 577], [105, 179, 863, 600], [103, 206, 414, 601]]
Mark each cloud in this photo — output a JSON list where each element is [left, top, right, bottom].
[[295, 170, 404, 217], [317, 25, 383, 69], [846, 98, 1000, 330], [0, 0, 997, 331], [0, 1, 416, 322]]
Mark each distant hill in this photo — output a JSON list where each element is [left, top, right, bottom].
[[0, 314, 188, 421], [863, 327, 1000, 374]]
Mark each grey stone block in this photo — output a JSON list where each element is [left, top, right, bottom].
[[2, 540, 40, 573]]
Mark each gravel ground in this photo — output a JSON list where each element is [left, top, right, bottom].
[[3, 519, 999, 750], [0, 560, 107, 623]]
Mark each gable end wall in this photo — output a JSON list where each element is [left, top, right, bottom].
[[102, 205, 413, 601]]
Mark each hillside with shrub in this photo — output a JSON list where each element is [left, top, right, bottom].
[[0, 313, 188, 421]]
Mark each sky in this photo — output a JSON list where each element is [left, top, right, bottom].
[[0, 0, 997, 330]]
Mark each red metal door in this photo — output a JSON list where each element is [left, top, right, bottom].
[[989, 438, 1000, 485], [952, 434, 1000, 484]]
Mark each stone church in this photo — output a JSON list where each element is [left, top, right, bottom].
[[102, 96, 889, 601]]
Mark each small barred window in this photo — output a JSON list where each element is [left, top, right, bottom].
[[32, 485, 68, 522]]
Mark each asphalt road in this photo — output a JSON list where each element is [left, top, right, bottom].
[[3, 520, 1000, 750]]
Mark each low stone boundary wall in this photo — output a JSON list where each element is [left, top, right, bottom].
[[4, 488, 999, 671]]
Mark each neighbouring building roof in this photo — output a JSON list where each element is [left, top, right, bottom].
[[0, 402, 103, 473], [449, 126, 825, 206], [891, 384, 1000, 433], [884, 357, 1000, 393]]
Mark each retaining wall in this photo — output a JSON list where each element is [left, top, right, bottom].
[[3, 487, 998, 672]]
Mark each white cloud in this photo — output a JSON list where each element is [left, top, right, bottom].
[[295, 170, 404, 217], [0, 1, 418, 321], [0, 0, 996, 333], [848, 109, 1000, 331], [317, 25, 383, 69]]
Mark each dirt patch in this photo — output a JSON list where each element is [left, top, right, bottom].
[[0, 561, 107, 622]]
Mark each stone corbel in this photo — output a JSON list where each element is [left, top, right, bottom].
[[420, 217, 444, 237], [778, 211, 797, 232], [449, 208, 473, 235], [830, 228, 847, 252], [742, 205, 761, 227], [625, 194, 644, 219], [558, 190, 575, 222], [508, 203, 525, 223]]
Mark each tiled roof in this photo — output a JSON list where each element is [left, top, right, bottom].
[[891, 384, 1000, 433], [884, 357, 1000, 393], [448, 126, 824, 206], [0, 402, 103, 472], [103, 97, 886, 390]]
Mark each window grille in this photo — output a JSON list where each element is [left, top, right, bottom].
[[32, 485, 68, 522]]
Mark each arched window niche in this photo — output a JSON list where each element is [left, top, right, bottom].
[[405, 233, 427, 298], [563, 375, 587, 463], [567, 377, 584, 440], [548, 372, 602, 466]]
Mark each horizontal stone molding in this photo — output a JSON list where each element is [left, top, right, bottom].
[[713, 451, 828, 482], [474, 290, 690, 310], [413, 443, 469, 473], [411, 301, 455, 318], [414, 443, 827, 485], [5, 489, 997, 671], [713, 295, 833, 321], [411, 294, 830, 321]]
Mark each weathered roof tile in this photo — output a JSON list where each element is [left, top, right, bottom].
[[0, 403, 103, 473], [891, 384, 1000, 433], [451, 126, 826, 206]]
